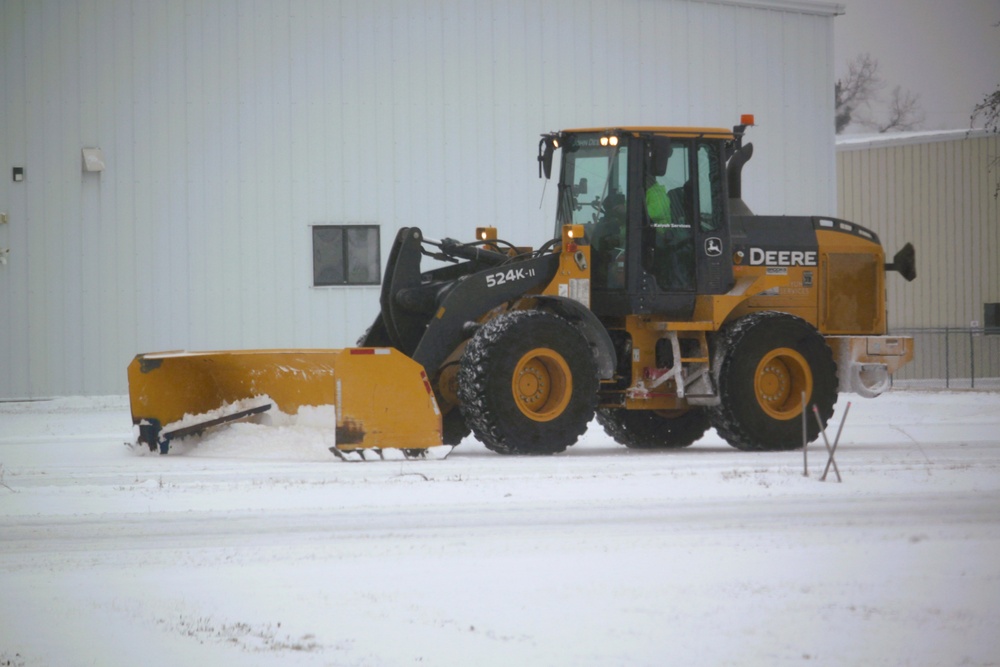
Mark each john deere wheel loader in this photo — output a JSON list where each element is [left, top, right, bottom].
[[129, 117, 916, 459]]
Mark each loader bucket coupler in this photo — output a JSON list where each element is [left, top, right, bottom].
[[128, 348, 442, 455]]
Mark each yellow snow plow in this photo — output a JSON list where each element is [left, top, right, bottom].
[[129, 121, 916, 460], [128, 347, 443, 460]]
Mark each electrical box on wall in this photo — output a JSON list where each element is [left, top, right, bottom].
[[12, 167, 24, 182]]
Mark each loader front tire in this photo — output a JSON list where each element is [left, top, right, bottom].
[[597, 408, 709, 449], [709, 312, 837, 451], [458, 310, 598, 455]]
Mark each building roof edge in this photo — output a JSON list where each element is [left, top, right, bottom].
[[836, 128, 994, 151]]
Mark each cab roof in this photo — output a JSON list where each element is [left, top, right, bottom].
[[560, 126, 736, 140]]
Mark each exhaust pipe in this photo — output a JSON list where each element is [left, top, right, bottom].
[[726, 142, 754, 216]]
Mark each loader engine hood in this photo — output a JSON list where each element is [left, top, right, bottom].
[[729, 215, 823, 268], [729, 215, 914, 336]]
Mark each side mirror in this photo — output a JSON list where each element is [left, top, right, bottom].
[[885, 242, 917, 282], [573, 177, 588, 195], [652, 136, 672, 177], [538, 136, 558, 179]]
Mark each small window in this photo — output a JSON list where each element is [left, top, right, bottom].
[[312, 225, 381, 286], [985, 303, 1000, 333]]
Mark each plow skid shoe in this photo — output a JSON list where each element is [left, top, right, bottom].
[[128, 348, 442, 455], [330, 445, 455, 462]]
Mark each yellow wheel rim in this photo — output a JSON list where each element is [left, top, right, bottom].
[[754, 347, 812, 420], [511, 348, 572, 422]]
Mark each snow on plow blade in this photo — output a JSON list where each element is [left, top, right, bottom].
[[128, 348, 444, 458]]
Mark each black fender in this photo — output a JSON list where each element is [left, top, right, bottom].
[[530, 295, 616, 380]]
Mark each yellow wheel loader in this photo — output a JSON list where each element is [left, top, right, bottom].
[[129, 117, 916, 459]]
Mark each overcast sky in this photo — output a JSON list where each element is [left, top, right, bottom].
[[834, 0, 1000, 132]]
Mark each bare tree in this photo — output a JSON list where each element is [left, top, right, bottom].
[[970, 21, 1000, 197], [835, 53, 924, 134], [972, 88, 1000, 132], [971, 89, 1000, 198], [835, 53, 882, 133], [866, 86, 925, 133]]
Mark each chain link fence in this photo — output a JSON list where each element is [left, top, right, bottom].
[[887, 328, 1000, 390]]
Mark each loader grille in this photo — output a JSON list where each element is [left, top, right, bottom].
[[822, 252, 880, 333]]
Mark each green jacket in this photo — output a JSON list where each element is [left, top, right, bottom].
[[646, 183, 671, 225]]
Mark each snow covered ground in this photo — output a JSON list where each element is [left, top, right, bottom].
[[1, 390, 999, 667]]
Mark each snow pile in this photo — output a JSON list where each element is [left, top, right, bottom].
[[159, 395, 276, 434], [157, 398, 338, 460]]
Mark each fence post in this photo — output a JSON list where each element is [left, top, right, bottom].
[[945, 326, 950, 389], [971, 328, 976, 389]]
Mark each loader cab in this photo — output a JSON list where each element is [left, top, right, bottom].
[[551, 129, 735, 319]]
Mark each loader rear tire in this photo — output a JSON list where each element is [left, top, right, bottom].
[[458, 310, 598, 455], [709, 312, 837, 451], [597, 408, 709, 449]]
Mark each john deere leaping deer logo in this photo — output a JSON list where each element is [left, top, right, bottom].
[[705, 237, 722, 257]]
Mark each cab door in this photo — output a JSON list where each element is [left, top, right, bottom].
[[692, 140, 734, 296], [628, 136, 733, 318]]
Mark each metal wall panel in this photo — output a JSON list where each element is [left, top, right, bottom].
[[0, 0, 840, 397], [837, 130, 1000, 329]]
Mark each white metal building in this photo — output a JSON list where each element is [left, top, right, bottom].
[[0, 0, 844, 398]]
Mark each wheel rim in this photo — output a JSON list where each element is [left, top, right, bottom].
[[511, 348, 572, 422], [754, 347, 812, 420]]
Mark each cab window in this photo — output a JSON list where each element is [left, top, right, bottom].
[[696, 142, 723, 232], [642, 142, 695, 291]]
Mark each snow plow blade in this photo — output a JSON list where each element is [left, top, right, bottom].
[[128, 348, 443, 456]]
